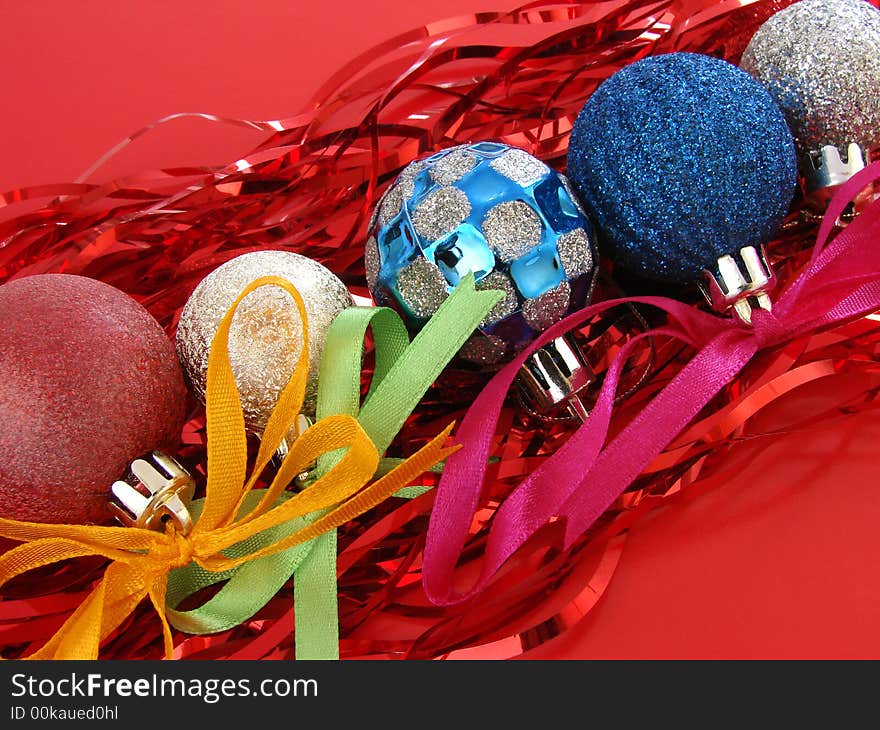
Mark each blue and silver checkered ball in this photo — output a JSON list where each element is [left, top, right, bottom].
[[366, 142, 597, 364]]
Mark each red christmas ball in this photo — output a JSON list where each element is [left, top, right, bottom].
[[0, 274, 188, 526]]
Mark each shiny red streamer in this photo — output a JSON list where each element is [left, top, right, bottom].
[[1, 0, 878, 660]]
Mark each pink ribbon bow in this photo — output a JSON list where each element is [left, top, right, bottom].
[[424, 162, 880, 605]]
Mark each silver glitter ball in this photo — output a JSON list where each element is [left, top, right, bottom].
[[176, 250, 352, 427], [741, 0, 880, 160]]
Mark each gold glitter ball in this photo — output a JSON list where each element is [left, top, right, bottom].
[[176, 250, 352, 427]]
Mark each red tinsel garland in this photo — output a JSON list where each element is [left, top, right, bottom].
[[1, 0, 878, 659]]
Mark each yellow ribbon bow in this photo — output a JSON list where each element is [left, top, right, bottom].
[[0, 276, 456, 659]]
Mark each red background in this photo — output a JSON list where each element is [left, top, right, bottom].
[[2, 0, 878, 658]]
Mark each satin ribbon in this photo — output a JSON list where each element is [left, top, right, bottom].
[[161, 274, 501, 658], [424, 162, 880, 605], [297, 276, 501, 659], [0, 276, 457, 659]]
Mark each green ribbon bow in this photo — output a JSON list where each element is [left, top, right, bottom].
[[164, 274, 501, 658]]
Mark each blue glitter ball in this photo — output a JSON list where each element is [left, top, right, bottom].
[[566, 52, 797, 285], [366, 143, 597, 364]]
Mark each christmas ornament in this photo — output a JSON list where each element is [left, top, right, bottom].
[[0, 274, 188, 526], [366, 142, 597, 364], [740, 0, 880, 197], [567, 52, 797, 323], [176, 250, 352, 426]]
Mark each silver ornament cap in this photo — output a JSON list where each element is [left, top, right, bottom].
[[740, 0, 880, 194], [176, 251, 352, 427], [699, 245, 777, 325], [518, 334, 595, 422], [803, 143, 868, 205]]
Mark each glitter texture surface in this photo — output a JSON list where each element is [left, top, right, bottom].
[[396, 257, 449, 318], [522, 280, 571, 331], [482, 200, 544, 262], [412, 187, 472, 241], [476, 271, 518, 326], [365, 235, 381, 292], [398, 159, 428, 199], [367, 142, 596, 362], [430, 148, 478, 184], [741, 0, 880, 156], [567, 52, 797, 284], [176, 251, 352, 426], [378, 184, 405, 227], [0, 274, 187, 525], [557, 228, 594, 278], [489, 147, 550, 186], [458, 333, 509, 365]]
